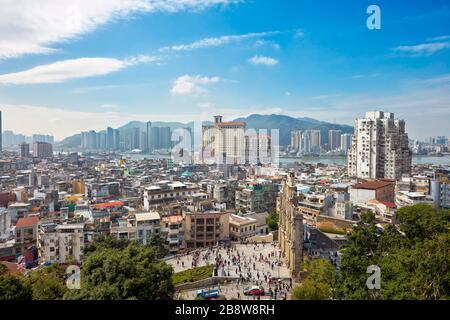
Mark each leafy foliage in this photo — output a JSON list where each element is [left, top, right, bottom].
[[292, 258, 335, 300], [65, 236, 174, 300], [27, 263, 68, 300], [0, 274, 32, 300], [335, 205, 450, 300], [266, 211, 279, 231]]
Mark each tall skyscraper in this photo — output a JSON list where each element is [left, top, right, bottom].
[[328, 129, 342, 151], [159, 127, 171, 149], [113, 129, 120, 150], [32, 134, 54, 144], [20, 142, 30, 158], [33, 141, 53, 158], [340, 133, 353, 153], [290, 131, 301, 153], [202, 115, 246, 164], [146, 121, 152, 152], [436, 136, 448, 146], [150, 127, 160, 150], [107, 127, 114, 150], [348, 111, 412, 180], [302, 130, 321, 154]]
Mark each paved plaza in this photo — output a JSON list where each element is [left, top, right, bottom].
[[167, 242, 291, 279], [167, 242, 294, 300]]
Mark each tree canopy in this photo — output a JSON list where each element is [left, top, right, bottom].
[[64, 236, 174, 300], [266, 211, 279, 231], [335, 205, 450, 300], [292, 258, 335, 300]]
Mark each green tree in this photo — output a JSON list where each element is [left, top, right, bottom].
[[266, 211, 279, 231], [0, 274, 32, 300], [292, 259, 335, 300], [27, 263, 67, 300], [149, 234, 169, 259], [335, 205, 450, 300], [65, 238, 174, 300]]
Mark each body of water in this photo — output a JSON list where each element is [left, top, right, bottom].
[[122, 153, 450, 166], [280, 155, 450, 166]]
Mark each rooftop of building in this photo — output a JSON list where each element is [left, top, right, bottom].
[[135, 211, 160, 221], [217, 121, 246, 127], [15, 216, 39, 229], [353, 180, 394, 190], [91, 201, 125, 209]]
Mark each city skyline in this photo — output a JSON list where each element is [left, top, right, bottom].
[[0, 1, 450, 140]]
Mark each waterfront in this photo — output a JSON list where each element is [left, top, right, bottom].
[[122, 153, 450, 166]]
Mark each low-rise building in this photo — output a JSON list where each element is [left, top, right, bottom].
[[183, 202, 230, 249], [161, 215, 184, 254], [135, 211, 161, 245], [349, 180, 395, 205], [229, 214, 257, 240], [38, 222, 85, 264]]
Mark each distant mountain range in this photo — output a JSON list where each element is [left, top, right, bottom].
[[57, 114, 354, 147]]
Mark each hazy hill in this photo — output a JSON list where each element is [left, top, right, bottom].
[[57, 114, 353, 147]]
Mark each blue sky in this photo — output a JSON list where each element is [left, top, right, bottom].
[[0, 0, 449, 140]]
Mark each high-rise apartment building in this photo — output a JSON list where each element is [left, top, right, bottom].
[[32, 134, 54, 144], [202, 115, 246, 164], [146, 121, 152, 152], [20, 142, 30, 158], [348, 111, 412, 180], [300, 130, 321, 154], [328, 129, 342, 151], [290, 131, 301, 153], [340, 133, 353, 153], [107, 127, 114, 150], [33, 141, 53, 158], [159, 127, 172, 150], [436, 136, 448, 146]]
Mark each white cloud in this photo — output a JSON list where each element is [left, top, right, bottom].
[[392, 41, 450, 56], [159, 31, 280, 52], [427, 35, 450, 42], [248, 55, 278, 66], [0, 0, 239, 59], [0, 55, 158, 84], [171, 75, 221, 95]]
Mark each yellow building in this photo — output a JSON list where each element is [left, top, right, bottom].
[[72, 179, 86, 195]]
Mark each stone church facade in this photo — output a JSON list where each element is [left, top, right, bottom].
[[278, 172, 303, 279]]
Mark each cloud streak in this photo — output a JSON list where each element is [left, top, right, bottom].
[[0, 0, 240, 59], [159, 31, 280, 52], [0, 55, 158, 84], [392, 41, 450, 56]]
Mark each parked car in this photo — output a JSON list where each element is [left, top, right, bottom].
[[196, 289, 220, 300], [243, 286, 265, 296]]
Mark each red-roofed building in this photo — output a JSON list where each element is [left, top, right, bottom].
[[15, 216, 39, 257], [91, 201, 125, 210], [350, 180, 395, 205]]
